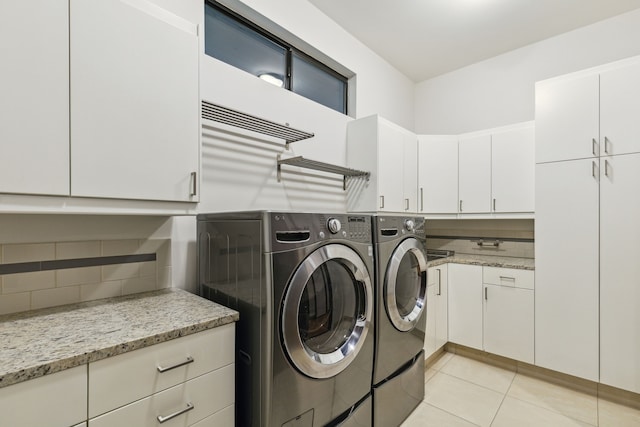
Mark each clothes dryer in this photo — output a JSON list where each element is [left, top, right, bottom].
[[198, 212, 375, 427], [371, 215, 428, 426]]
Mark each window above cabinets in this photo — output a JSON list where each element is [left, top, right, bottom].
[[204, 1, 349, 114]]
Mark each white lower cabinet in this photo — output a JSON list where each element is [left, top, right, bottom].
[[483, 267, 534, 363], [448, 264, 483, 350], [89, 324, 235, 426], [424, 265, 448, 359], [0, 365, 87, 427], [448, 264, 535, 364]]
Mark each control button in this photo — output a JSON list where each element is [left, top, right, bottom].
[[327, 218, 342, 234], [319, 231, 325, 239], [405, 219, 415, 232]]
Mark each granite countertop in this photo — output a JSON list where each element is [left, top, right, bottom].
[[0, 288, 238, 389], [427, 254, 535, 270]]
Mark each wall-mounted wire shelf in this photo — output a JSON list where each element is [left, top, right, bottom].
[[201, 101, 314, 147], [277, 155, 370, 190]]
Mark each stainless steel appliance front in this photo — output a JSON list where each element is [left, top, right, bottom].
[[198, 211, 374, 427]]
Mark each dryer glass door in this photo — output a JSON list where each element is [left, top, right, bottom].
[[385, 238, 428, 332], [282, 244, 373, 379]]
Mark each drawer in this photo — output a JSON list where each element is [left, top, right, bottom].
[[0, 365, 87, 427], [89, 364, 234, 427], [483, 267, 534, 289], [191, 404, 234, 427], [89, 323, 234, 418]]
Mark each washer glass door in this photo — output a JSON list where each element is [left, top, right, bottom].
[[385, 238, 428, 332], [282, 244, 373, 379]]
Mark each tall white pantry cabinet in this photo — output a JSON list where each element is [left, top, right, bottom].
[[535, 57, 640, 392]]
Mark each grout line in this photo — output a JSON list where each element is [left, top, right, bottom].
[[489, 370, 517, 426]]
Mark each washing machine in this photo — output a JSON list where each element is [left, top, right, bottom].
[[197, 211, 375, 427], [371, 215, 428, 427]]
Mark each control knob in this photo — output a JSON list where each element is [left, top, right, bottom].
[[327, 218, 342, 234], [405, 219, 415, 232]]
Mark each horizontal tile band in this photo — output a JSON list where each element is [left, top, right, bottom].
[[426, 235, 534, 243], [0, 253, 156, 276]]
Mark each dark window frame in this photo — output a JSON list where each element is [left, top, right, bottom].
[[204, 0, 349, 114]]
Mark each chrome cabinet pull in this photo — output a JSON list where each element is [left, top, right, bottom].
[[380, 195, 385, 209], [436, 268, 442, 296], [604, 136, 611, 154], [605, 159, 611, 177], [157, 356, 194, 373], [499, 276, 515, 281], [157, 403, 194, 423], [420, 188, 424, 212], [592, 161, 597, 178], [405, 198, 410, 211], [190, 171, 197, 197], [493, 198, 496, 211], [592, 138, 597, 156], [484, 287, 488, 300], [459, 200, 463, 212]]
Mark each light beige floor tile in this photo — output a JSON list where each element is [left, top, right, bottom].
[[440, 354, 515, 394], [492, 397, 595, 427], [401, 402, 478, 427], [429, 351, 454, 371], [507, 374, 598, 426], [425, 368, 437, 383], [599, 398, 640, 427], [423, 372, 503, 427]]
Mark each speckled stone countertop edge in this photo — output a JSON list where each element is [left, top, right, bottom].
[[0, 288, 238, 389], [427, 254, 535, 270]]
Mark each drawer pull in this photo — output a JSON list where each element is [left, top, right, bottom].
[[157, 402, 194, 423], [157, 356, 194, 373], [499, 276, 515, 281]]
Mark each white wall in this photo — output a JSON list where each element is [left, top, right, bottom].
[[415, 8, 640, 134]]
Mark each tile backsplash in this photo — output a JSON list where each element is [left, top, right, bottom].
[[0, 238, 170, 315]]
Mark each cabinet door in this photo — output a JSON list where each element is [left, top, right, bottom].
[[434, 264, 448, 351], [0, 0, 69, 196], [70, 0, 199, 202], [458, 134, 491, 213], [424, 283, 437, 359], [491, 124, 535, 213], [417, 136, 458, 214], [535, 73, 599, 163], [447, 264, 482, 350], [483, 284, 534, 363], [600, 61, 640, 156], [535, 159, 599, 381], [377, 121, 405, 212], [600, 153, 640, 393], [402, 134, 418, 212]]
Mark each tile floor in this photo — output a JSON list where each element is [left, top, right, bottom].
[[401, 352, 640, 426]]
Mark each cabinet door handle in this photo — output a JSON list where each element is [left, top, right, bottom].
[[405, 198, 410, 211], [493, 198, 496, 212], [157, 356, 194, 373], [499, 276, 515, 281], [420, 187, 424, 212], [380, 195, 385, 209], [436, 268, 442, 296], [604, 159, 611, 177], [592, 161, 597, 179], [604, 136, 611, 154], [592, 138, 598, 156], [190, 171, 197, 197], [459, 200, 463, 212], [484, 287, 488, 300], [157, 403, 195, 423]]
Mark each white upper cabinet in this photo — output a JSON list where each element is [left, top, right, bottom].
[[0, 0, 70, 196], [458, 133, 492, 214], [417, 136, 458, 214], [347, 115, 418, 213], [535, 73, 599, 163], [70, 0, 200, 202], [600, 61, 640, 156], [491, 123, 535, 213]]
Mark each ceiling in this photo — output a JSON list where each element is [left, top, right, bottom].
[[307, 0, 640, 82]]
